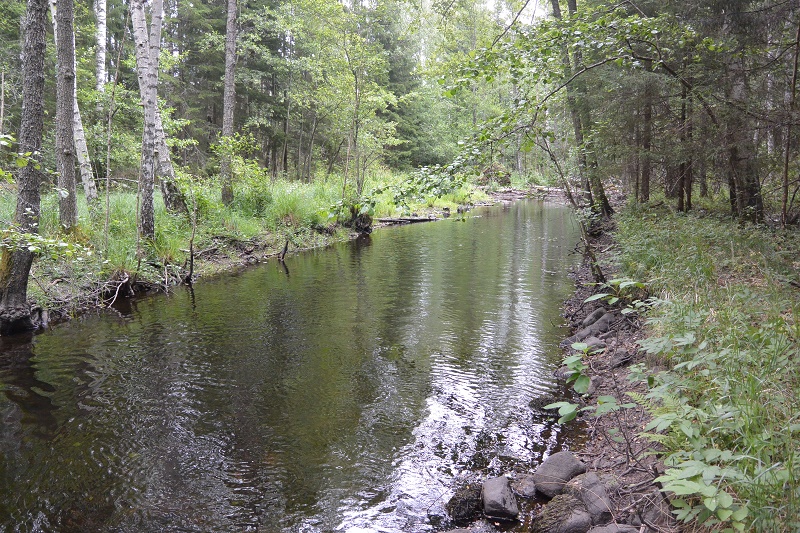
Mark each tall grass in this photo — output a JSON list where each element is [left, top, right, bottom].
[[615, 201, 800, 530]]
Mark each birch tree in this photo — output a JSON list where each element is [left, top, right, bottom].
[[94, 0, 106, 94], [131, 0, 186, 222], [131, 0, 162, 239], [0, 0, 47, 334]]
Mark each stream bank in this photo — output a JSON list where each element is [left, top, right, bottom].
[[439, 217, 680, 533]]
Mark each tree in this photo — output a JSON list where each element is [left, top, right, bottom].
[[54, 0, 78, 230], [0, 0, 47, 334], [219, 0, 237, 205], [131, 0, 162, 240]]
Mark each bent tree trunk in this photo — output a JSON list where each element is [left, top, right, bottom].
[[0, 0, 47, 335]]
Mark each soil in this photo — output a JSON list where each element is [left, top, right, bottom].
[[559, 217, 681, 532]]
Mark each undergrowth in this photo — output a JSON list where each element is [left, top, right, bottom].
[[614, 203, 800, 531], [1, 169, 487, 313]]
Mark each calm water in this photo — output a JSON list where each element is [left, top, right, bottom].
[[0, 201, 581, 532]]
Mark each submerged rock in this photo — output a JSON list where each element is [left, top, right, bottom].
[[446, 482, 482, 525], [482, 476, 519, 521], [533, 451, 587, 498], [534, 493, 592, 533]]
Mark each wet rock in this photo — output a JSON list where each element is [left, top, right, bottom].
[[587, 526, 639, 533], [533, 451, 587, 498], [581, 309, 606, 328], [610, 351, 634, 368], [561, 313, 616, 348], [534, 493, 592, 533], [511, 474, 537, 498], [482, 476, 519, 521], [565, 473, 612, 525], [446, 482, 482, 525]]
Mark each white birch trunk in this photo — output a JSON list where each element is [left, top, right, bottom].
[[94, 0, 106, 93], [131, 0, 158, 239], [130, 0, 185, 216]]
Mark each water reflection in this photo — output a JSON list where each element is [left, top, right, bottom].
[[0, 201, 581, 532]]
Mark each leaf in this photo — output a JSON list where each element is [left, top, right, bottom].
[[716, 508, 733, 521], [574, 374, 590, 394], [584, 293, 610, 302]]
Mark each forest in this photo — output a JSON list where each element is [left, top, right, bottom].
[[0, 0, 799, 530]]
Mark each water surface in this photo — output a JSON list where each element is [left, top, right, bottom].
[[0, 200, 581, 532]]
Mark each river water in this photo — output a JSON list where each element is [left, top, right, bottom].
[[0, 200, 582, 532]]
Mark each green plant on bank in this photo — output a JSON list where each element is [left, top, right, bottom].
[[584, 277, 652, 314], [614, 202, 797, 531]]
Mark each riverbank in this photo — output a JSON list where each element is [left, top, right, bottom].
[[556, 203, 800, 532], [16, 183, 554, 330]]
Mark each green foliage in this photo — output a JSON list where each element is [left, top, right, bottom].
[[615, 206, 800, 531], [584, 277, 657, 314]]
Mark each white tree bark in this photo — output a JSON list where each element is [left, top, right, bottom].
[[94, 0, 106, 93], [50, 0, 99, 204], [131, 0, 159, 239], [130, 0, 186, 216]]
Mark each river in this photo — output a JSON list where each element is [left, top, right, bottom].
[[0, 200, 582, 532]]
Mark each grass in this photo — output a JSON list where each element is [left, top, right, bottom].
[[613, 199, 800, 531], [0, 168, 488, 313]]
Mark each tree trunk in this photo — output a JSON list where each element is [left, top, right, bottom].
[[54, 0, 78, 230], [0, 0, 47, 334], [726, 70, 763, 222], [220, 0, 237, 205], [51, 0, 98, 204], [131, 0, 160, 240], [782, 17, 800, 227], [95, 0, 106, 94], [131, 0, 185, 217], [640, 68, 652, 202]]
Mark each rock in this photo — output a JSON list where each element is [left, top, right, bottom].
[[446, 482, 482, 525], [610, 351, 634, 368], [511, 474, 537, 498], [533, 451, 587, 498], [581, 308, 606, 328], [566, 473, 612, 525], [534, 493, 592, 533], [482, 476, 519, 521], [583, 336, 606, 352], [561, 313, 617, 348], [587, 526, 639, 533]]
